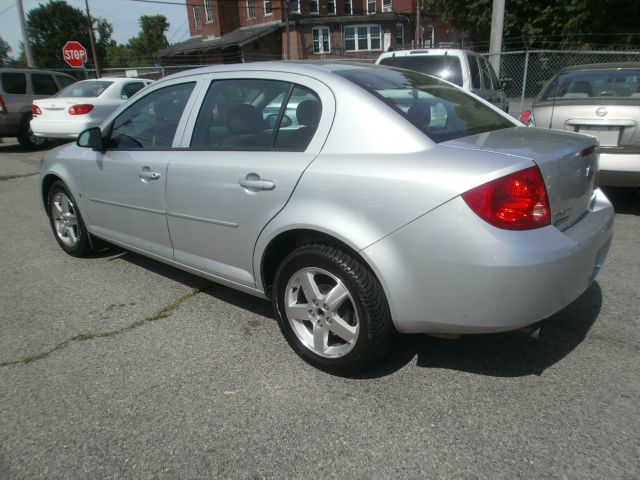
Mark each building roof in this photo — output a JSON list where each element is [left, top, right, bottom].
[[158, 22, 281, 57]]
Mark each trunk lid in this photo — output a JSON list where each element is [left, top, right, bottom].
[[35, 97, 96, 120], [443, 127, 598, 230]]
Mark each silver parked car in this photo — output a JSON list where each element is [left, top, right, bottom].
[[41, 63, 614, 375], [520, 62, 640, 187]]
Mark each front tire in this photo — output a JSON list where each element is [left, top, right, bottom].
[[273, 244, 393, 375], [47, 181, 92, 257]]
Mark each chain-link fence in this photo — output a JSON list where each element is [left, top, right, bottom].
[[486, 49, 640, 114]]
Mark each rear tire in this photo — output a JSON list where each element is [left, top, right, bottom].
[[17, 115, 47, 149], [273, 244, 393, 375], [46, 181, 92, 257]]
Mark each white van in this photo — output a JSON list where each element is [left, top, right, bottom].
[[376, 49, 510, 112]]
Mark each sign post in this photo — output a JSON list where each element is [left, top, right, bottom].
[[62, 41, 88, 69]]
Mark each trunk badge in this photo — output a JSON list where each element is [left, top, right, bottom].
[[596, 107, 608, 117]]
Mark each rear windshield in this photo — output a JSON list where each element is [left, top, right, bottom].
[[57, 80, 114, 98], [378, 55, 464, 86], [541, 69, 640, 100], [337, 67, 514, 143]]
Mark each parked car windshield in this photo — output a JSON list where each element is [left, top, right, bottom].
[[378, 55, 464, 86], [57, 80, 113, 98], [337, 67, 514, 143], [540, 69, 640, 101]]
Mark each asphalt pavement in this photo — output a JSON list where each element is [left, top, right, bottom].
[[0, 139, 638, 479]]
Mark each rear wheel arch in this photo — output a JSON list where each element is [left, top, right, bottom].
[[260, 229, 382, 299]]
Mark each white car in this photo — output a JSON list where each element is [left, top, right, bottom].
[[31, 77, 153, 139]]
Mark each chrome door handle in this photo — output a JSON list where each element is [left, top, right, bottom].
[[139, 170, 161, 181], [239, 177, 275, 191]]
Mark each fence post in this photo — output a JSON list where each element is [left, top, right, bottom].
[[520, 50, 530, 115], [161, 66, 166, 78]]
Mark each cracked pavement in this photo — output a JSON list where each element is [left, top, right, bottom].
[[1, 139, 639, 479]]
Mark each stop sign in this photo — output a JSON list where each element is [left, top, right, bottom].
[[62, 41, 88, 68]]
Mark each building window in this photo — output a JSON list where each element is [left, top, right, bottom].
[[247, 0, 256, 18], [395, 23, 404, 49], [327, 0, 336, 15], [204, 0, 214, 23], [383, 0, 392, 12], [310, 0, 319, 14], [193, 5, 201, 30], [264, 0, 272, 15], [344, 0, 352, 14], [289, 0, 300, 14], [368, 0, 376, 14], [344, 25, 381, 51], [312, 27, 331, 54]]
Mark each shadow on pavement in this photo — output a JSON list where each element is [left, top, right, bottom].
[[602, 187, 640, 215], [357, 282, 603, 379]]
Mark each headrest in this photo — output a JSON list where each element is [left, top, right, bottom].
[[407, 101, 431, 129], [227, 104, 264, 135], [296, 100, 321, 128]]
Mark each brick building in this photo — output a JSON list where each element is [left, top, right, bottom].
[[158, 0, 457, 64]]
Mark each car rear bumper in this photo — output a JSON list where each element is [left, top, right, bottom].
[[0, 112, 23, 137], [598, 151, 640, 187], [362, 189, 614, 334], [30, 118, 99, 139]]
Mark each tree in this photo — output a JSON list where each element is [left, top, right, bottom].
[[106, 15, 170, 67], [0, 35, 11, 66], [429, 0, 640, 50], [26, 0, 112, 68]]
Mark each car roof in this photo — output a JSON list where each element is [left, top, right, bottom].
[[377, 49, 470, 59], [0, 67, 75, 78], [559, 62, 640, 73]]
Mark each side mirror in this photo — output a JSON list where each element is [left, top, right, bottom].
[[77, 127, 105, 151]]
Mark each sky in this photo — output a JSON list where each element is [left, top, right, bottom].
[[0, 0, 191, 57]]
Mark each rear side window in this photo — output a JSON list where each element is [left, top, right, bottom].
[[56, 75, 76, 89], [1, 73, 27, 94], [469, 55, 481, 89], [337, 67, 514, 143], [31, 74, 59, 95], [57, 81, 114, 98], [378, 55, 464, 86], [121, 82, 146, 99]]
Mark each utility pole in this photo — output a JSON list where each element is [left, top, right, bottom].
[[84, 0, 101, 78], [489, 0, 505, 76], [17, 0, 35, 67], [415, 0, 420, 48]]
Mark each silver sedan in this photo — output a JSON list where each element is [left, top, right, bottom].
[[40, 63, 614, 375]]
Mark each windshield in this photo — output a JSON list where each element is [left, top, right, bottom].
[[57, 80, 113, 98], [378, 55, 464, 86], [337, 67, 515, 143], [541, 69, 640, 101]]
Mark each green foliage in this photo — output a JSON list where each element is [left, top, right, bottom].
[[429, 0, 640, 50], [0, 35, 11, 66], [106, 15, 169, 67], [26, 0, 112, 68]]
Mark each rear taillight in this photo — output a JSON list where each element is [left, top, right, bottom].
[[518, 109, 535, 127], [0, 95, 7, 113], [32, 103, 42, 116], [462, 166, 550, 231], [68, 104, 94, 115]]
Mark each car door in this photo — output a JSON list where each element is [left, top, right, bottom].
[[166, 72, 334, 287], [81, 80, 200, 259]]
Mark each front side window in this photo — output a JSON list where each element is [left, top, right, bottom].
[[190, 79, 321, 152], [193, 6, 201, 30], [110, 82, 195, 149], [1, 73, 27, 94], [247, 0, 256, 18], [479, 56, 493, 89], [336, 67, 514, 143], [469, 55, 481, 89], [312, 27, 331, 54], [264, 0, 272, 15], [310, 0, 319, 14], [345, 25, 381, 52], [383, 0, 392, 12], [32, 74, 58, 95], [58, 80, 113, 98], [204, 0, 214, 23]]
